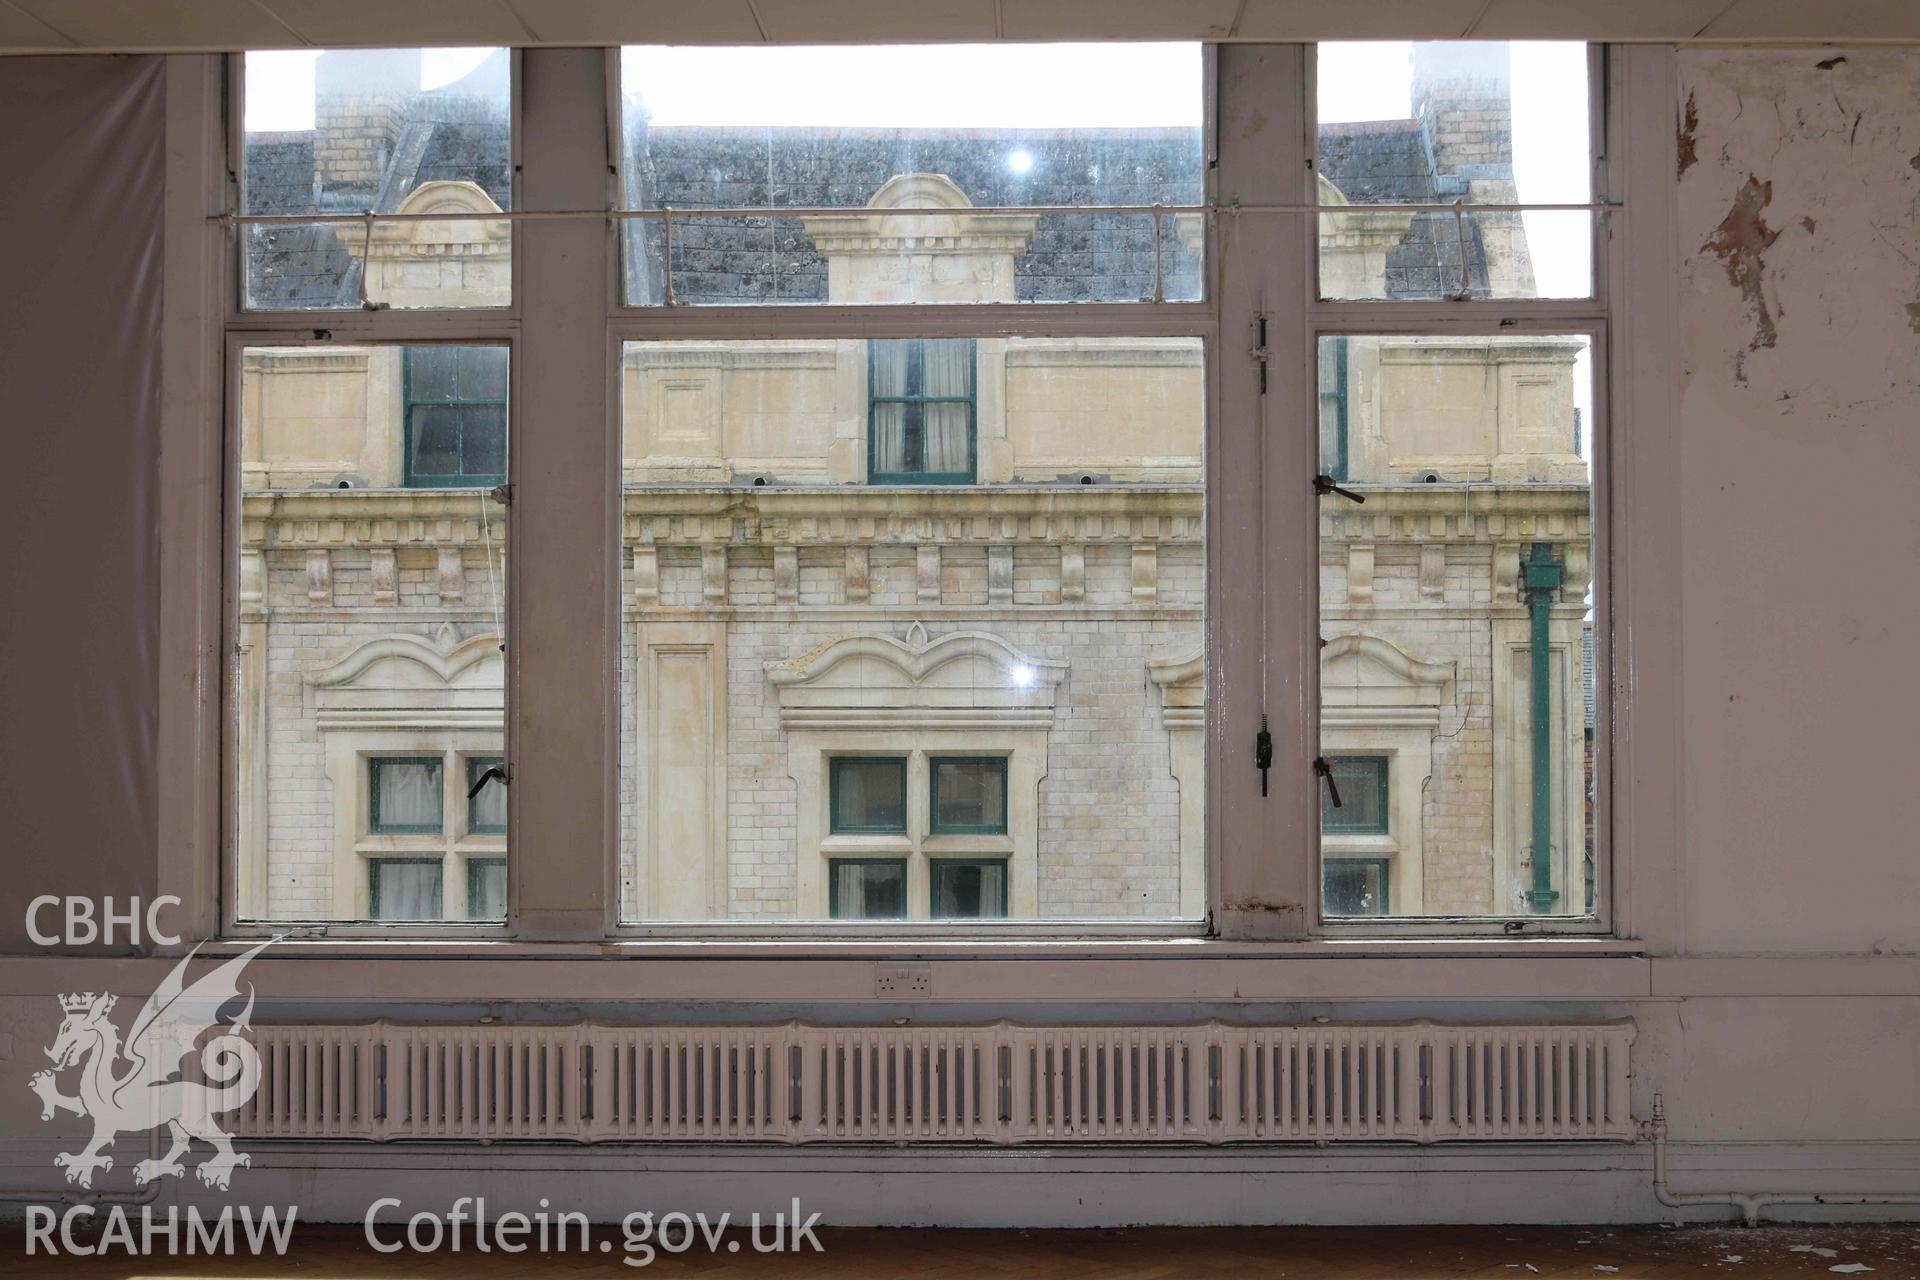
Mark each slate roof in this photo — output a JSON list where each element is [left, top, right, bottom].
[[241, 80, 1519, 307]]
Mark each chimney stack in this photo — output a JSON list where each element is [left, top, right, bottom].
[[312, 49, 421, 198], [1411, 42, 1513, 176]]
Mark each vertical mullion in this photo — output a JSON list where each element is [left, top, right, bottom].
[[510, 48, 616, 940], [1213, 45, 1314, 940]]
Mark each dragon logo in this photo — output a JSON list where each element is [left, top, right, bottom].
[[29, 940, 271, 1191]]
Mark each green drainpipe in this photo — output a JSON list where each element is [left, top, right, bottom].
[[1522, 542, 1564, 914]]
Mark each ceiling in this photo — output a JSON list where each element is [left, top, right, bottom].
[[0, 0, 1914, 52]]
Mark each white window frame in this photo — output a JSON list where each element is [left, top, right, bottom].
[[152, 41, 1681, 967]]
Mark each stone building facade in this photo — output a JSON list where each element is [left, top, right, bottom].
[[235, 45, 1590, 924]]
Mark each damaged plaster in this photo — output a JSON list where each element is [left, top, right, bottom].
[[1679, 49, 1920, 402]]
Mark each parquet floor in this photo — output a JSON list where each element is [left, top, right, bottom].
[[0, 1223, 1916, 1278]]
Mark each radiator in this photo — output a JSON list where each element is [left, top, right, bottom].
[[227, 1020, 1635, 1145]]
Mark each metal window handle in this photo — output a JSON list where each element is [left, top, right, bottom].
[[1313, 756, 1343, 809], [1254, 717, 1273, 797], [467, 764, 509, 799], [1313, 474, 1365, 504]]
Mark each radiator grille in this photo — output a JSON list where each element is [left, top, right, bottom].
[[227, 1020, 1633, 1145]]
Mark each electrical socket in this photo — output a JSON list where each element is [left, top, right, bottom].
[[874, 964, 933, 999]]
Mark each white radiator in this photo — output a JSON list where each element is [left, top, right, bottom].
[[228, 1020, 1634, 1145]]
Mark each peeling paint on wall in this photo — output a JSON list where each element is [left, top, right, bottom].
[[1700, 175, 1781, 380], [1679, 49, 1920, 410]]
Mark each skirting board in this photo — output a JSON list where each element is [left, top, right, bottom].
[[2, 1140, 1916, 1227]]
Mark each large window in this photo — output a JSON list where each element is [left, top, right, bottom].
[[869, 340, 976, 484], [220, 42, 1618, 943], [1311, 38, 1603, 928]]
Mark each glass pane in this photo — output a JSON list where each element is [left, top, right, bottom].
[[1320, 757, 1387, 833], [235, 344, 507, 924], [372, 759, 441, 832], [1318, 334, 1593, 920], [933, 759, 1007, 832], [933, 861, 1007, 919], [619, 335, 1205, 924], [1316, 42, 1590, 300], [469, 757, 507, 832], [1323, 860, 1389, 917], [370, 860, 443, 920], [243, 48, 512, 309], [831, 862, 907, 919], [467, 859, 507, 920], [619, 45, 1203, 305], [832, 759, 907, 832]]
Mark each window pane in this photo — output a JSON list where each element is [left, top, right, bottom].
[[830, 861, 907, 920], [1316, 42, 1591, 300], [369, 860, 443, 919], [932, 861, 1007, 919], [243, 48, 512, 309], [618, 45, 1203, 305], [618, 335, 1205, 925], [1320, 757, 1387, 834], [468, 757, 507, 833], [467, 858, 507, 920], [933, 759, 1007, 833], [235, 345, 507, 924], [1323, 860, 1389, 917], [1318, 334, 1593, 919], [832, 759, 907, 833], [372, 758, 441, 832]]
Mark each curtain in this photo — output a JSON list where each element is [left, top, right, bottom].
[[834, 862, 905, 919], [468, 860, 507, 920], [372, 861, 443, 919], [922, 340, 972, 474], [377, 760, 442, 829]]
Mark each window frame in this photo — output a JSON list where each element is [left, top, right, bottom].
[[929, 858, 1010, 919], [928, 756, 1009, 836], [828, 858, 910, 920], [1319, 754, 1388, 836], [866, 338, 978, 485], [829, 756, 911, 835], [403, 346, 509, 489], [368, 756, 445, 835], [368, 856, 448, 920], [182, 42, 1657, 952]]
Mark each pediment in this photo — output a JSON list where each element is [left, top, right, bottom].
[[767, 624, 1064, 729], [309, 632, 503, 727], [1321, 632, 1454, 710]]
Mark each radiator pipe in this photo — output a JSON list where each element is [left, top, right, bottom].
[[1646, 1094, 1920, 1226]]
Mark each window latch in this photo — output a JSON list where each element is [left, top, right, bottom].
[[1313, 756, 1343, 809], [1255, 716, 1273, 796], [1313, 474, 1365, 504], [467, 764, 509, 799], [487, 483, 513, 507], [1251, 311, 1271, 395]]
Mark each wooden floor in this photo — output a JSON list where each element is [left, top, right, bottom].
[[1, 1223, 1916, 1278]]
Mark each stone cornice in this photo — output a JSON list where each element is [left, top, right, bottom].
[[1319, 485, 1590, 546]]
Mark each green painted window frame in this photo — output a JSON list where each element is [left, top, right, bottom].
[[466, 857, 507, 920], [829, 756, 909, 834], [368, 755, 444, 835], [827, 858, 908, 920], [867, 338, 977, 485], [928, 755, 1009, 835], [466, 755, 507, 834], [367, 857, 444, 920], [1322, 857, 1391, 917], [1319, 754, 1389, 834], [929, 858, 1009, 919], [402, 345, 508, 489]]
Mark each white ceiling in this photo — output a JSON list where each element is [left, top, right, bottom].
[[0, 0, 1914, 52]]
